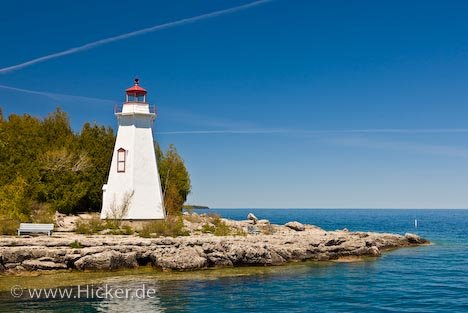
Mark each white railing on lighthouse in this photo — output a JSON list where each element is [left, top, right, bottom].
[[114, 105, 157, 116]]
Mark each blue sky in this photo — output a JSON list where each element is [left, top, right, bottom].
[[1, 0, 468, 208]]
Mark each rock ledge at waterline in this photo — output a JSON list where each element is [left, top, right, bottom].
[[0, 221, 428, 274]]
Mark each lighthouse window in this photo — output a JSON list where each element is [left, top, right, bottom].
[[117, 148, 126, 173]]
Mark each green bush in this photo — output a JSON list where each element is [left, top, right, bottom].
[[201, 223, 216, 233], [199, 214, 245, 236], [213, 221, 232, 236], [0, 217, 19, 235]]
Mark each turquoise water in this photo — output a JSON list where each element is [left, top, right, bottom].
[[1, 209, 467, 312]]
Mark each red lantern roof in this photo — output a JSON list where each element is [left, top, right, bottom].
[[126, 78, 147, 95]]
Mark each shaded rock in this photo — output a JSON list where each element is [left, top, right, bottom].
[[325, 238, 346, 246], [22, 260, 67, 271], [368, 246, 381, 257], [4, 263, 19, 270], [285, 221, 305, 231], [404, 233, 427, 244], [206, 252, 233, 267], [0, 247, 48, 263]]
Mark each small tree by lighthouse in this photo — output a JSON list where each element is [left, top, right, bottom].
[[101, 79, 166, 220]]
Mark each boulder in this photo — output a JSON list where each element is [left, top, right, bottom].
[[257, 219, 270, 225], [247, 213, 258, 224], [74, 250, 138, 270], [368, 246, 381, 257], [154, 248, 207, 270], [285, 221, 305, 231], [54, 212, 79, 232]]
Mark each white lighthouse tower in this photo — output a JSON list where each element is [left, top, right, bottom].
[[101, 79, 165, 220]]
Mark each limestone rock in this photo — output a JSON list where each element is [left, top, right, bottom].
[[325, 238, 346, 246], [368, 246, 381, 257], [247, 213, 258, 224], [74, 251, 138, 270], [285, 221, 305, 231], [404, 233, 427, 244], [22, 260, 67, 271], [154, 248, 207, 270]]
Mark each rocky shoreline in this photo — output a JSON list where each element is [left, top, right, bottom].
[[0, 221, 429, 275]]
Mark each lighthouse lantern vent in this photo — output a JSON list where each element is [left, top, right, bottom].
[[125, 78, 147, 103]]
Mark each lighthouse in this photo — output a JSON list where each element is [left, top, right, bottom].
[[101, 79, 166, 220]]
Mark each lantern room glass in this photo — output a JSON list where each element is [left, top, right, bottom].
[[126, 93, 146, 103]]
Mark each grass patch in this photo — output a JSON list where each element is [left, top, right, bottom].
[[200, 214, 245, 236], [69, 240, 83, 249], [75, 216, 106, 234], [139, 216, 189, 238]]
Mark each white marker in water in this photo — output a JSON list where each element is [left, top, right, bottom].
[[414, 218, 418, 228]]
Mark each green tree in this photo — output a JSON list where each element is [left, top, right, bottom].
[[157, 144, 191, 216], [76, 123, 115, 212], [0, 176, 31, 234]]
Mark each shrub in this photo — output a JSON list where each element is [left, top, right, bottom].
[[213, 221, 231, 236], [139, 216, 189, 238], [0, 217, 19, 235], [120, 225, 134, 235], [200, 214, 244, 236], [75, 216, 106, 234], [201, 223, 216, 234]]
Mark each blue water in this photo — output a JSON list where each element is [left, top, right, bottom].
[[1, 209, 467, 312]]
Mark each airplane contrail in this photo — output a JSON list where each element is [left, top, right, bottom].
[[0, 0, 273, 74]]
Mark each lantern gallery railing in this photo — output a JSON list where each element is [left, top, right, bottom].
[[114, 105, 157, 116]]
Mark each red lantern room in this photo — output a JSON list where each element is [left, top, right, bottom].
[[125, 78, 147, 103]]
